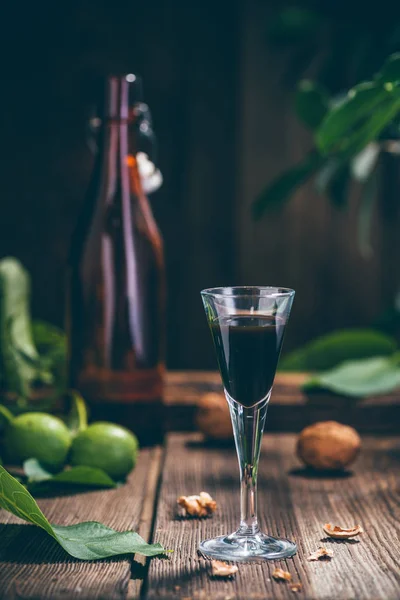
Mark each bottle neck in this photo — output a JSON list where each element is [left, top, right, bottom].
[[95, 121, 161, 244], [103, 77, 129, 121], [99, 119, 131, 185]]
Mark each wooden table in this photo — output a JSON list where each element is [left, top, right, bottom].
[[1, 373, 399, 599]]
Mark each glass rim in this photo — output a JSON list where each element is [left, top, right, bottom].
[[201, 286, 295, 298]]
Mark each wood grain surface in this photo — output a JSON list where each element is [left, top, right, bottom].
[[165, 371, 400, 433], [0, 447, 163, 600], [146, 433, 400, 600]]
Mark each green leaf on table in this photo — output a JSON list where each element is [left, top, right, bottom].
[[377, 53, 400, 86], [316, 82, 394, 155], [0, 465, 166, 559], [253, 153, 323, 218], [65, 391, 88, 435], [303, 355, 400, 397], [23, 458, 54, 482], [295, 80, 329, 130], [24, 458, 116, 489], [280, 329, 397, 372], [52, 523, 166, 560]]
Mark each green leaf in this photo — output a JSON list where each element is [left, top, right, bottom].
[[23, 458, 54, 482], [32, 321, 66, 355], [24, 459, 116, 489], [32, 320, 67, 394], [0, 404, 14, 427], [357, 167, 379, 259], [51, 523, 166, 560], [315, 158, 350, 208], [326, 164, 350, 208], [280, 329, 397, 372], [315, 158, 341, 193], [304, 356, 400, 397], [377, 53, 400, 85], [12, 345, 54, 386], [316, 82, 392, 154], [351, 143, 380, 182], [0, 259, 43, 398], [66, 391, 88, 436], [295, 80, 329, 130], [340, 97, 400, 158], [253, 153, 323, 218], [0, 465, 166, 559]]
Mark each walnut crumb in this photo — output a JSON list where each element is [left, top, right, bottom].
[[307, 547, 334, 561], [323, 523, 364, 539], [272, 568, 292, 582], [290, 582, 303, 593], [210, 560, 238, 577], [177, 492, 217, 517]]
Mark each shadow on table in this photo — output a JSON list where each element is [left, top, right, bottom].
[[185, 439, 235, 450], [0, 524, 74, 564], [5, 467, 112, 499], [138, 559, 208, 588], [0, 524, 127, 565], [131, 560, 147, 580], [319, 536, 360, 545], [288, 467, 353, 479]]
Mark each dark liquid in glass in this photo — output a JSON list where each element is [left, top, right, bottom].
[[210, 315, 286, 407]]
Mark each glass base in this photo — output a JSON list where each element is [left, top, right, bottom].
[[199, 531, 297, 562]]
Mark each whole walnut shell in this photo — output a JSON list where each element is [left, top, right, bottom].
[[297, 421, 361, 470], [196, 392, 232, 440]]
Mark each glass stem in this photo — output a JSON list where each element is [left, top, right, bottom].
[[227, 393, 269, 536]]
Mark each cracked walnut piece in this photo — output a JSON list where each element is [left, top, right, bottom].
[[211, 561, 238, 577], [272, 568, 292, 582], [307, 547, 334, 561], [177, 492, 217, 517], [323, 523, 364, 539]]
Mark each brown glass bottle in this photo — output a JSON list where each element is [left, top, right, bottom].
[[67, 76, 165, 443]]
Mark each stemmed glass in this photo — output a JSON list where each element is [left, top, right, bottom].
[[200, 286, 296, 561]]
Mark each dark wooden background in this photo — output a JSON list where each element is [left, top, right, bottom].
[[1, 0, 400, 368]]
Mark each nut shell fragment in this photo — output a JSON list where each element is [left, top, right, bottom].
[[177, 491, 217, 517], [297, 421, 361, 470], [307, 547, 334, 561], [211, 560, 238, 577], [323, 523, 363, 539], [272, 568, 292, 582], [290, 583, 303, 593]]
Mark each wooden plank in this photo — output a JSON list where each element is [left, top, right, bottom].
[[165, 0, 238, 370], [145, 433, 400, 600], [238, 0, 393, 356], [0, 446, 163, 600], [129, 446, 164, 600], [165, 371, 400, 433]]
